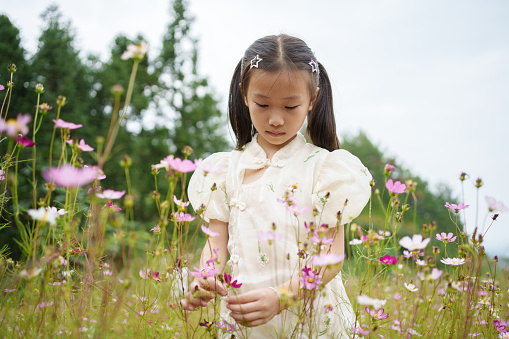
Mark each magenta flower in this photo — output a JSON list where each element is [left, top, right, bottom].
[[380, 254, 397, 265], [195, 158, 222, 175], [42, 165, 98, 187], [386, 179, 406, 194], [0, 114, 31, 137], [107, 201, 122, 211], [168, 157, 196, 173], [189, 266, 218, 279], [96, 189, 125, 200], [174, 212, 195, 222], [312, 253, 345, 266], [444, 202, 469, 212], [66, 139, 94, 152], [258, 230, 283, 244], [224, 272, 242, 288], [365, 307, 389, 320], [494, 319, 508, 333], [485, 196, 508, 213], [15, 135, 36, 147], [285, 203, 308, 216], [201, 224, 220, 237], [53, 119, 82, 130], [298, 266, 323, 290], [384, 164, 395, 174], [436, 232, 457, 243]]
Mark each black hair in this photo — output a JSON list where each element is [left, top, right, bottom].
[[228, 34, 340, 151]]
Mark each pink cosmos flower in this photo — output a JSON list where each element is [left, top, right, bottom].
[[174, 212, 195, 222], [298, 266, 323, 290], [436, 232, 457, 243], [195, 158, 222, 175], [0, 84, 4, 91], [312, 253, 345, 266], [285, 203, 308, 216], [394, 293, 401, 301], [415, 259, 427, 266], [444, 202, 469, 212], [386, 179, 406, 194], [353, 326, 370, 335], [189, 266, 218, 279], [37, 301, 54, 308], [0, 114, 31, 137], [42, 165, 98, 187], [96, 189, 125, 200], [206, 248, 219, 266], [65, 139, 94, 152], [0, 169, 5, 181], [384, 164, 396, 173], [173, 195, 190, 208], [224, 272, 242, 288], [494, 319, 508, 333], [216, 320, 238, 332], [4, 289, 16, 293], [440, 257, 466, 266], [53, 118, 83, 130], [258, 230, 283, 243], [150, 224, 161, 234], [380, 254, 397, 265], [365, 307, 389, 320], [310, 231, 334, 246], [15, 135, 36, 147], [201, 224, 220, 237], [485, 196, 508, 213], [107, 201, 122, 211], [139, 268, 151, 279], [399, 234, 430, 251], [168, 157, 196, 173]]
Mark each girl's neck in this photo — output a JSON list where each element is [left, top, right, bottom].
[[256, 134, 297, 160]]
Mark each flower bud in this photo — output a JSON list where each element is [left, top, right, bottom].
[[429, 221, 437, 231], [182, 145, 193, 157], [432, 246, 440, 255], [35, 83, 44, 94], [7, 81, 13, 89], [8, 63, 16, 73], [211, 183, 217, 192], [459, 172, 467, 181], [56, 95, 67, 107], [111, 84, 124, 96], [152, 190, 160, 200], [423, 224, 429, 232], [492, 214, 499, 221], [374, 188, 380, 195], [120, 154, 132, 168], [370, 179, 375, 187], [494, 256, 498, 263], [475, 178, 483, 188], [124, 194, 134, 208]]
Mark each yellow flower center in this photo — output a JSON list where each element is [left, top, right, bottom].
[[308, 278, 314, 283]]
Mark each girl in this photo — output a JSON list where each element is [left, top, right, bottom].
[[182, 34, 372, 338]]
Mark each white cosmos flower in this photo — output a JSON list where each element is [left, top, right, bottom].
[[440, 257, 466, 266], [46, 206, 67, 216], [404, 282, 418, 292], [349, 239, 363, 245], [356, 295, 387, 310], [28, 207, 60, 225], [121, 41, 149, 61], [399, 234, 431, 251]]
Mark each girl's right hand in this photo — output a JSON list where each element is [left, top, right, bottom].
[[180, 278, 227, 311]]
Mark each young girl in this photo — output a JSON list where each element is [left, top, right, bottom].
[[182, 34, 372, 338]]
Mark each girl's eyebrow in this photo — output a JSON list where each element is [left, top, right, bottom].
[[253, 93, 302, 100]]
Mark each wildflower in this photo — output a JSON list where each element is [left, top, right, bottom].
[[168, 157, 196, 173], [298, 266, 323, 290], [0, 84, 4, 91], [404, 282, 418, 292], [54, 256, 67, 267], [499, 334, 509, 339], [416, 259, 427, 266], [19, 267, 42, 279], [379, 230, 391, 237], [485, 196, 508, 213], [28, 207, 59, 225], [418, 268, 443, 281], [440, 257, 466, 266], [0, 169, 5, 181], [324, 304, 333, 313], [15, 135, 36, 147], [365, 307, 389, 320], [106, 201, 122, 211], [103, 270, 113, 276], [36, 102, 52, 113], [199, 319, 213, 329], [380, 254, 397, 265], [436, 232, 457, 243], [206, 249, 219, 266], [349, 239, 363, 245], [150, 224, 161, 234], [173, 195, 190, 208], [152, 272, 162, 282], [3, 289, 16, 293], [224, 272, 242, 289], [394, 293, 401, 301], [53, 118, 83, 130], [312, 253, 345, 266], [310, 231, 334, 246], [121, 41, 149, 61], [494, 319, 508, 333], [35, 83, 44, 93], [139, 268, 151, 279], [195, 158, 221, 176], [46, 206, 67, 216], [0, 114, 31, 137], [356, 294, 387, 309], [399, 234, 431, 251], [96, 189, 125, 200], [216, 320, 237, 332], [352, 326, 370, 335], [189, 266, 218, 279], [174, 212, 195, 222], [386, 179, 406, 194], [37, 301, 54, 308], [42, 165, 99, 187], [65, 139, 94, 152], [201, 225, 220, 237], [258, 230, 283, 244], [444, 202, 469, 212], [384, 164, 396, 174], [285, 203, 309, 216]]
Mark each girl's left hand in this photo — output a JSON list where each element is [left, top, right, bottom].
[[225, 288, 280, 327]]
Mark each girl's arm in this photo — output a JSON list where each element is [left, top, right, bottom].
[[181, 219, 229, 310], [226, 225, 345, 327]]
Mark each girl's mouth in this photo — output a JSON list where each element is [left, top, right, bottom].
[[267, 131, 284, 137]]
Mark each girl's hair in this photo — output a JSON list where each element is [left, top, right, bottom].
[[228, 34, 340, 151]]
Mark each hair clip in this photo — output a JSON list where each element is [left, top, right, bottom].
[[309, 59, 318, 73], [250, 55, 263, 69]]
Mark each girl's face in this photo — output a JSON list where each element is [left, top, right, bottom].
[[243, 69, 317, 156]]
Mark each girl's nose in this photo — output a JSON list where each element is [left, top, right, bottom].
[[268, 111, 284, 126]]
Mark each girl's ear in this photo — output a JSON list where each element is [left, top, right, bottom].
[[308, 87, 320, 111]]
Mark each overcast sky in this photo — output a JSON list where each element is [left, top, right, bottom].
[[2, 0, 508, 257]]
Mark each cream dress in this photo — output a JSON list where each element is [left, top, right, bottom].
[[188, 133, 372, 338]]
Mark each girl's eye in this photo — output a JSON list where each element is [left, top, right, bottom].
[[285, 106, 298, 110], [255, 103, 268, 108]]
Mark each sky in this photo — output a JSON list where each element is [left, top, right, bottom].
[[2, 0, 508, 257]]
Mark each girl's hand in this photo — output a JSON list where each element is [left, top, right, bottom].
[[180, 278, 227, 311], [226, 288, 280, 327]]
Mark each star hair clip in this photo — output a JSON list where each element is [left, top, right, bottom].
[[250, 55, 263, 69], [309, 59, 318, 73]]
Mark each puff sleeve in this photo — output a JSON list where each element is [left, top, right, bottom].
[[312, 150, 372, 226], [188, 152, 230, 223]]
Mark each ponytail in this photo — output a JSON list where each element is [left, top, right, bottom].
[[228, 60, 253, 149], [306, 62, 340, 151]]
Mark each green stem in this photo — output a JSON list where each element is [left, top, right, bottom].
[[32, 93, 41, 209], [48, 104, 62, 168]]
